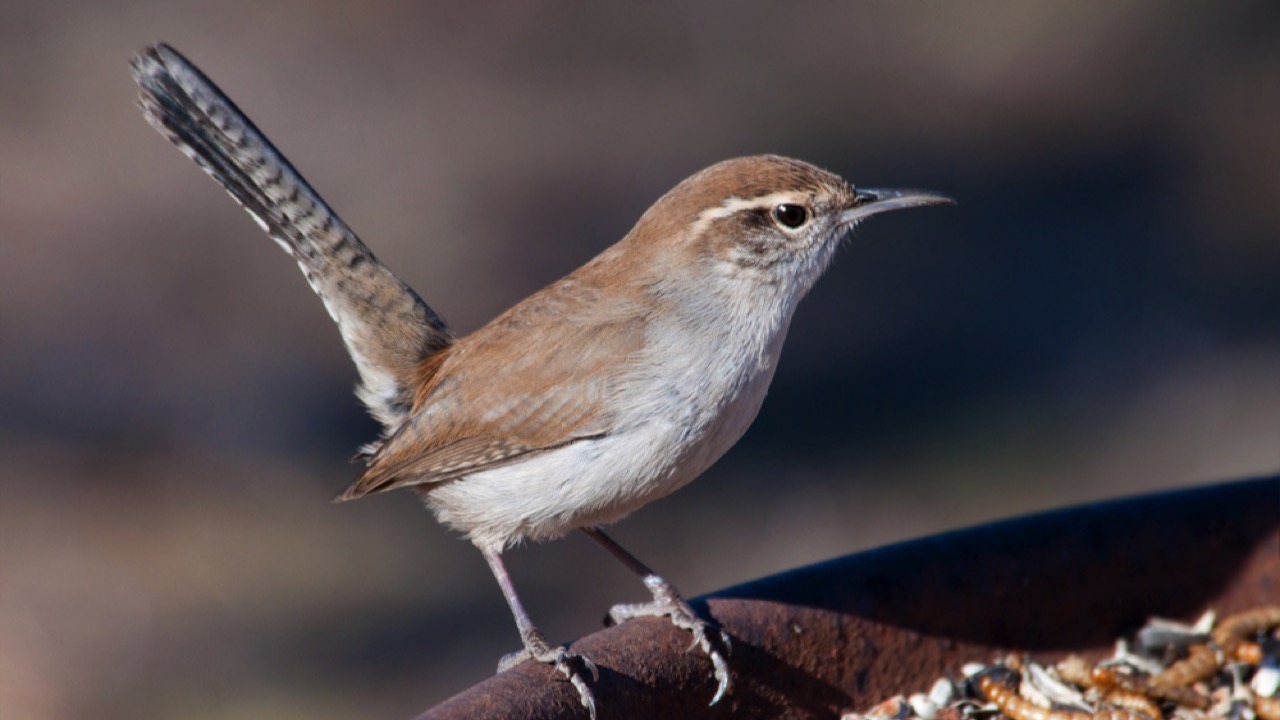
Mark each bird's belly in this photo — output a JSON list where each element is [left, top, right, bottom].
[[425, 358, 779, 552], [424, 427, 686, 550]]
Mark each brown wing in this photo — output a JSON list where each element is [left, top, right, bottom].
[[334, 279, 647, 501]]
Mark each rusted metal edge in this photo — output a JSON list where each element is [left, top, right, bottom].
[[415, 475, 1279, 720]]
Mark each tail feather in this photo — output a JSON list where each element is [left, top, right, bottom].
[[131, 44, 452, 430]]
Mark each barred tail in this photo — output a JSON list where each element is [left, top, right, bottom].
[[131, 43, 451, 429]]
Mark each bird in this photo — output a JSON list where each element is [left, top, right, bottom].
[[130, 42, 952, 718]]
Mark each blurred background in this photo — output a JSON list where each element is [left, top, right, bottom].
[[2, 2, 1278, 718]]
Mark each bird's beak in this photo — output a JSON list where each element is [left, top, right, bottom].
[[840, 188, 955, 226]]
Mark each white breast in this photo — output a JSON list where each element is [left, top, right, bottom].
[[428, 269, 803, 552]]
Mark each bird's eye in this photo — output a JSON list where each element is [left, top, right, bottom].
[[773, 204, 808, 229]]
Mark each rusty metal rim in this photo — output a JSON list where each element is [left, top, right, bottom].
[[417, 475, 1280, 719]]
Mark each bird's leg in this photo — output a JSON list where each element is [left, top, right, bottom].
[[481, 548, 598, 719], [581, 527, 731, 704]]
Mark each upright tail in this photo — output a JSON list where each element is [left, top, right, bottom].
[[131, 44, 452, 430]]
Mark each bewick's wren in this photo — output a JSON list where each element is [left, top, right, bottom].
[[131, 43, 952, 717]]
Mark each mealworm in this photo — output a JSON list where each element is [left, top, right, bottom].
[[1075, 658, 1207, 710], [1101, 689, 1161, 720], [1150, 644, 1220, 690], [1211, 606, 1280, 649], [1232, 641, 1263, 665], [1144, 682, 1208, 710], [977, 674, 1153, 720]]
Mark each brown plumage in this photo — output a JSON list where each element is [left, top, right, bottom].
[[131, 42, 951, 718]]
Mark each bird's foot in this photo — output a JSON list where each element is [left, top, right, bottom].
[[498, 642, 599, 719], [607, 575, 732, 705]]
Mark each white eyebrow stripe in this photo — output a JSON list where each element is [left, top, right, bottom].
[[689, 191, 806, 239], [698, 192, 803, 222]]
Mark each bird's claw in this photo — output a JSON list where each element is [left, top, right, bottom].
[[608, 598, 732, 704], [498, 645, 599, 719]]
